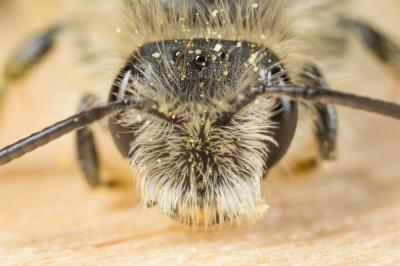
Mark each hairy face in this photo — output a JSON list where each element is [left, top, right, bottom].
[[108, 39, 296, 226]]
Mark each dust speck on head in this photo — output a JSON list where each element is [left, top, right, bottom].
[[152, 52, 161, 58], [214, 43, 223, 52]]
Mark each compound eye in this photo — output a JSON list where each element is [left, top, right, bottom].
[[266, 98, 298, 168], [108, 67, 138, 158]]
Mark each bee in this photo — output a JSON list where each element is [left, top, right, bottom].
[[1, 0, 400, 227]]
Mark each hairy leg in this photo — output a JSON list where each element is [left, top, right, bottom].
[[341, 18, 400, 75], [302, 65, 338, 161], [76, 94, 101, 187], [284, 65, 338, 175]]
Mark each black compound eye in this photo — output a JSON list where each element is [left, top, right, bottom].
[[193, 54, 207, 69], [266, 98, 298, 168], [108, 66, 139, 158]]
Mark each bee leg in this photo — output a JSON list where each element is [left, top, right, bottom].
[[313, 103, 337, 161], [293, 65, 338, 173], [341, 18, 400, 75], [76, 94, 101, 187], [1, 25, 61, 106], [306, 65, 338, 160]]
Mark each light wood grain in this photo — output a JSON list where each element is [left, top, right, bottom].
[[1, 1, 400, 265]]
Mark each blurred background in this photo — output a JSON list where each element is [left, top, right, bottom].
[[0, 0, 78, 175], [0, 0, 399, 264]]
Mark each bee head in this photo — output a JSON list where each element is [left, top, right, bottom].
[[108, 39, 298, 226]]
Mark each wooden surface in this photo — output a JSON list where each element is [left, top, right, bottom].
[[1, 1, 400, 265]]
